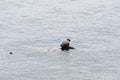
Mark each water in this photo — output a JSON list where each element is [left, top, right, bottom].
[[0, 0, 120, 80]]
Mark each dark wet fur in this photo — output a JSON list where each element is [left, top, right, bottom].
[[60, 46, 75, 51]]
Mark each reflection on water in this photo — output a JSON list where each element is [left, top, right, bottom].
[[0, 0, 120, 80]]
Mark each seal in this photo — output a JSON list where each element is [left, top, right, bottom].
[[60, 39, 75, 51]]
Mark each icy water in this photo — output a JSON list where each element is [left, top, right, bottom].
[[0, 0, 120, 80]]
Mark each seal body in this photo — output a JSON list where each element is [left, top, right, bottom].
[[60, 39, 75, 51], [60, 40, 70, 50]]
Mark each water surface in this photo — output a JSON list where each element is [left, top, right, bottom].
[[0, 0, 120, 80]]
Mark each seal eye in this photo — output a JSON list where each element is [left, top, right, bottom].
[[67, 39, 71, 42]]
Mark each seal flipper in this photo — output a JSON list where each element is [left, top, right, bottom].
[[68, 46, 75, 49]]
